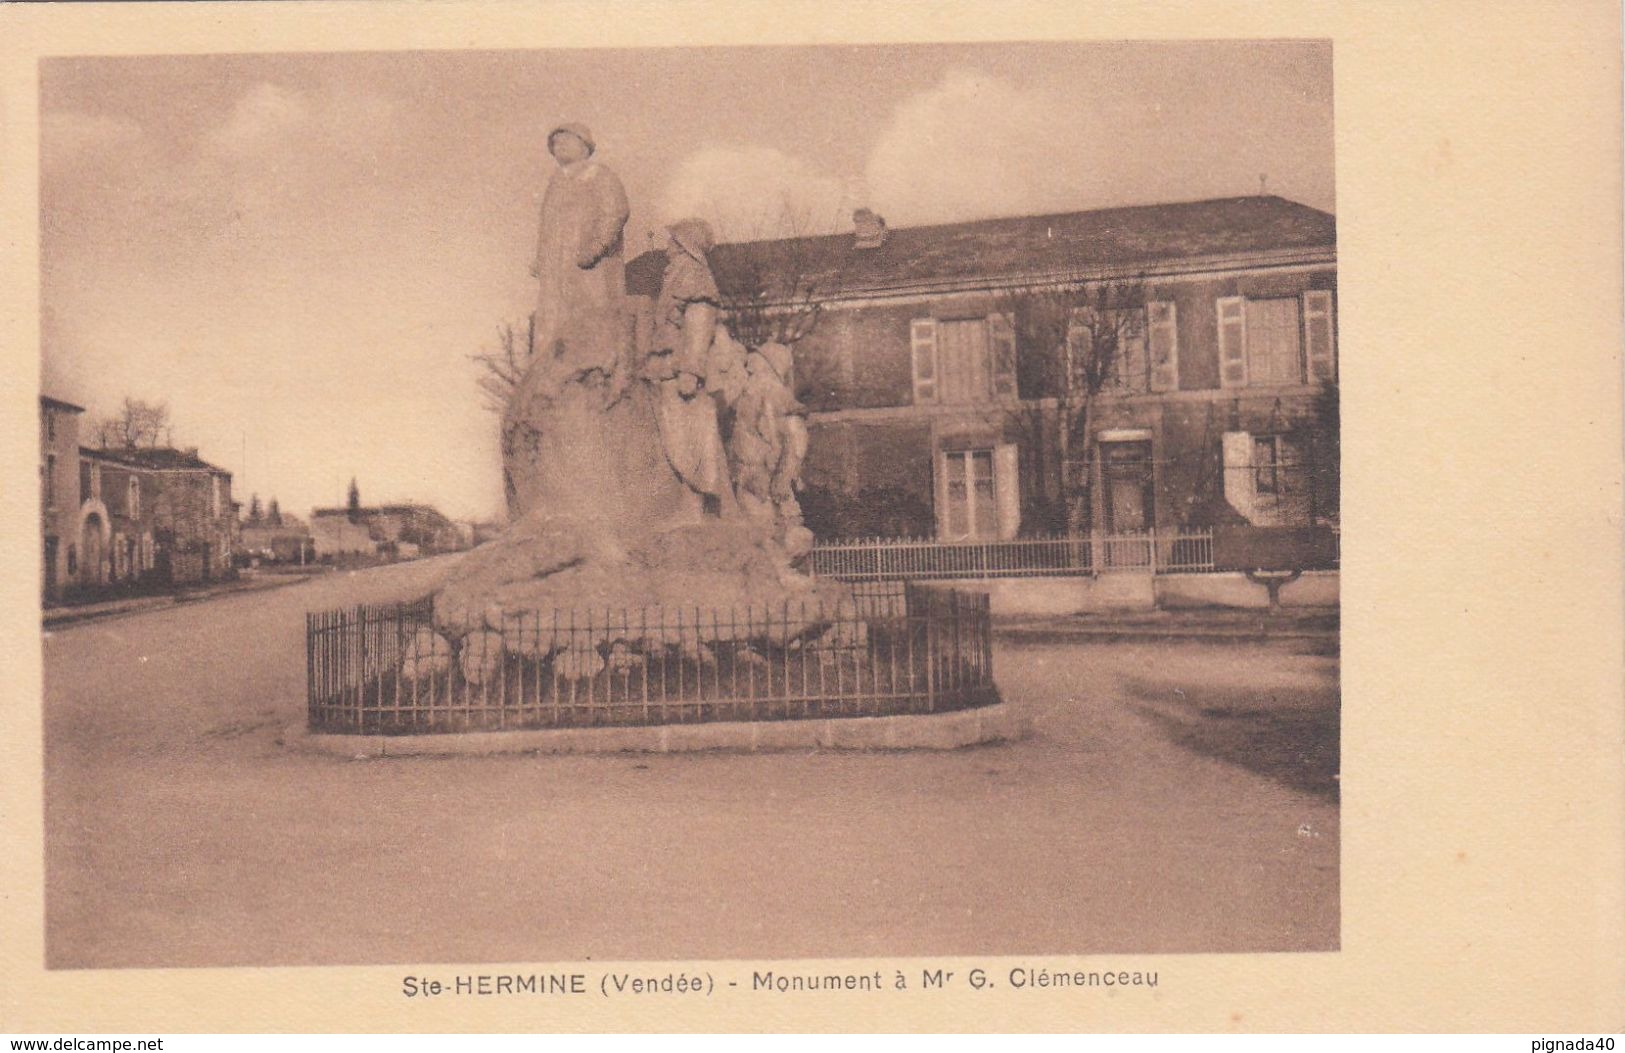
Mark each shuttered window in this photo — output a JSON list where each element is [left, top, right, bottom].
[[1303, 290, 1336, 381], [1217, 296, 1249, 388], [1219, 293, 1334, 388], [1148, 301, 1179, 391], [1113, 320, 1149, 393], [909, 318, 938, 404], [989, 314, 1018, 398], [940, 447, 1004, 540]]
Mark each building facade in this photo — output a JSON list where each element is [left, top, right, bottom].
[[40, 395, 86, 600], [705, 195, 1338, 543], [77, 445, 238, 588], [309, 503, 464, 558]]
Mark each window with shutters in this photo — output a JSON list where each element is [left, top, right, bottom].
[[935, 443, 1021, 540], [1147, 301, 1180, 391], [1064, 305, 1173, 395], [1224, 430, 1313, 526], [909, 316, 1017, 405], [909, 318, 937, 403], [942, 449, 995, 539], [1217, 291, 1335, 388], [1104, 309, 1149, 393]]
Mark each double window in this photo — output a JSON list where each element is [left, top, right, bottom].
[[936, 444, 1021, 540], [1217, 290, 1336, 388]]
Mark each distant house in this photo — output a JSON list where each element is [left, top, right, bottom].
[[77, 445, 239, 587], [309, 502, 465, 558], [307, 514, 376, 558], [40, 395, 86, 600], [652, 195, 1338, 545], [239, 512, 314, 564]]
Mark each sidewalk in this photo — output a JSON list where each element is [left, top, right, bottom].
[[42, 570, 325, 629], [995, 605, 1339, 644]]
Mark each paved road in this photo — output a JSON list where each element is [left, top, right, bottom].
[[43, 558, 1339, 968]]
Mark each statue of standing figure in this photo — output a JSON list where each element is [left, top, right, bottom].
[[524, 122, 632, 402], [647, 218, 745, 517], [729, 341, 812, 553]]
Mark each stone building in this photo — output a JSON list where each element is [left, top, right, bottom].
[[40, 395, 86, 600], [695, 195, 1339, 545], [77, 445, 238, 587], [309, 502, 464, 558]]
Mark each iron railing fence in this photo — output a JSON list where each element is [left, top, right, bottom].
[[807, 529, 1215, 582], [306, 582, 996, 736]]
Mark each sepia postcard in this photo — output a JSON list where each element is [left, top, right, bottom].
[[2, 0, 1621, 1035]]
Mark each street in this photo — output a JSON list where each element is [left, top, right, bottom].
[[43, 558, 1339, 968]]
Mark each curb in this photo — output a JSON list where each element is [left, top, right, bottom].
[[995, 625, 1338, 645], [284, 700, 1029, 758], [42, 573, 317, 630]]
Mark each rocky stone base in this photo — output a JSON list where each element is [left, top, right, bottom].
[[431, 513, 852, 648]]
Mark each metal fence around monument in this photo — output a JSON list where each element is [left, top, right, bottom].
[[305, 582, 996, 735]]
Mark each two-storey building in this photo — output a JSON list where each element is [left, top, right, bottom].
[[79, 445, 238, 586], [40, 395, 87, 600], [705, 195, 1338, 545]]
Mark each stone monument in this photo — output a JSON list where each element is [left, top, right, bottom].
[[433, 123, 845, 648]]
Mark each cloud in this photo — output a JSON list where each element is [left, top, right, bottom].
[[203, 82, 312, 158], [657, 145, 854, 239], [656, 70, 1112, 241], [864, 69, 1082, 227]]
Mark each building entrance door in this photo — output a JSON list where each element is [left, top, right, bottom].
[[80, 515, 106, 585], [1101, 440, 1155, 533]]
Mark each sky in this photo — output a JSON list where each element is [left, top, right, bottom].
[[40, 40, 1333, 522]]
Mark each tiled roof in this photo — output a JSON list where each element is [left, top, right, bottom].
[[312, 504, 449, 520], [81, 446, 228, 473], [685, 195, 1334, 300], [40, 394, 85, 413]]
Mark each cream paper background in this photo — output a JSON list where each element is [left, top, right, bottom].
[[2, 0, 1620, 1034]]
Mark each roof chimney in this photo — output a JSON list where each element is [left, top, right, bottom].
[[852, 208, 888, 250]]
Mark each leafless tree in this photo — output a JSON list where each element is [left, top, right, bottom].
[[468, 318, 532, 415], [993, 278, 1148, 533], [710, 198, 845, 352], [96, 397, 171, 449]]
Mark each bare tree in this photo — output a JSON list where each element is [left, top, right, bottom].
[[710, 199, 845, 354], [96, 397, 171, 449], [468, 319, 533, 415], [993, 278, 1148, 534]]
